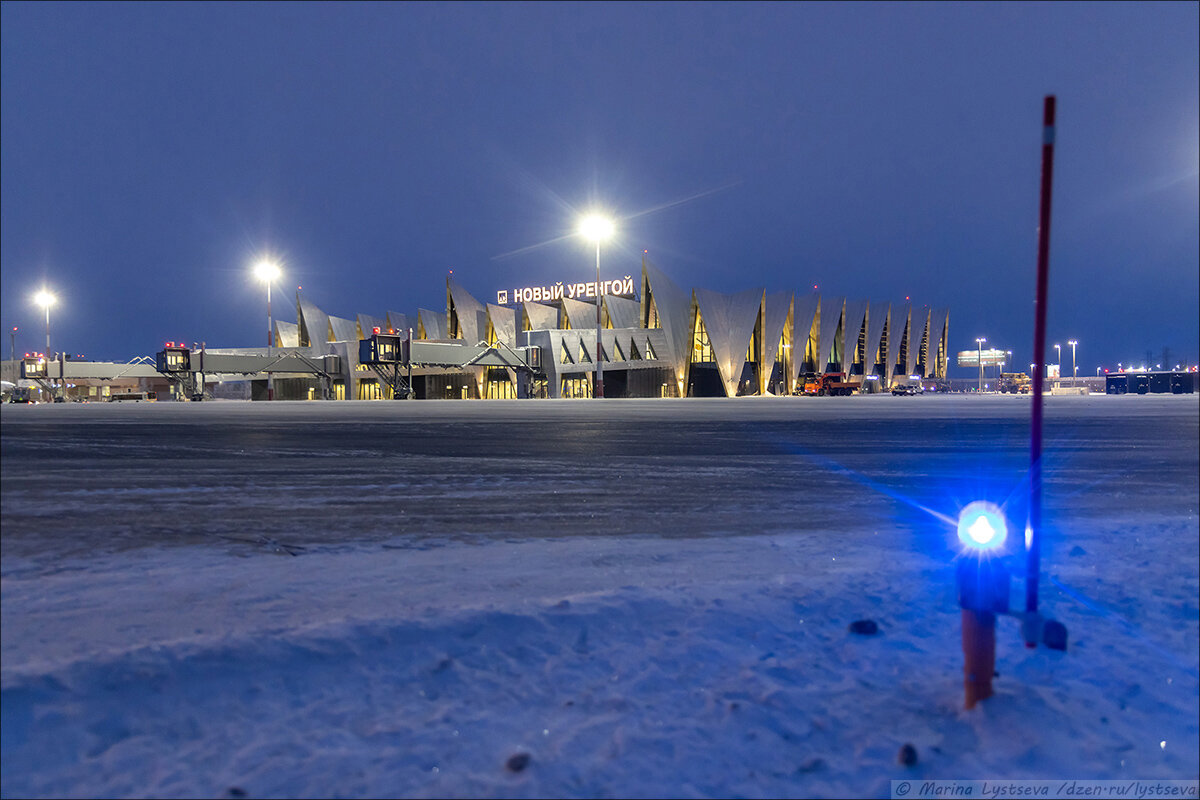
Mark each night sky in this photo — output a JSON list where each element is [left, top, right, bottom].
[[2, 2, 1196, 374]]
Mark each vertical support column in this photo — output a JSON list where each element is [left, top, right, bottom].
[[757, 293, 767, 396]]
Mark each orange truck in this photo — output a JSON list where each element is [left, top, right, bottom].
[[797, 372, 862, 396]]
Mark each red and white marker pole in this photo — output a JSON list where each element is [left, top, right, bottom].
[[1026, 95, 1056, 645]]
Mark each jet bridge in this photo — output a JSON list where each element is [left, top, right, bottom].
[[359, 333, 542, 399], [22, 355, 162, 400], [155, 345, 341, 400]]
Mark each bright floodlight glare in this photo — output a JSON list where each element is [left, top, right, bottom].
[[578, 214, 615, 242], [33, 290, 56, 309], [957, 501, 1008, 551], [253, 259, 281, 283]]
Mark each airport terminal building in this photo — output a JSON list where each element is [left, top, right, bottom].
[[244, 258, 949, 401], [15, 258, 950, 402]]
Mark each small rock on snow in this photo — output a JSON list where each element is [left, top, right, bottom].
[[1043, 620, 1069, 651], [848, 619, 879, 635]]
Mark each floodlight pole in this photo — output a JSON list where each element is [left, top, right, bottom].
[[594, 240, 604, 399], [976, 338, 986, 392], [44, 303, 54, 400], [1069, 340, 1077, 387], [1027, 95, 1056, 638], [266, 279, 274, 401]]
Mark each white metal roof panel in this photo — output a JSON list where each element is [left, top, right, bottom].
[[386, 311, 411, 335], [523, 302, 559, 331], [909, 306, 930, 377], [762, 290, 792, 375], [328, 316, 358, 343], [605, 295, 640, 330], [448, 279, 487, 343], [865, 302, 889, 375], [486, 303, 520, 347], [694, 287, 763, 397], [561, 295, 599, 331], [275, 320, 300, 349], [641, 259, 692, 385], [817, 296, 844, 372], [792, 294, 819, 373], [297, 295, 331, 347], [893, 304, 913, 376], [843, 299, 869, 367]]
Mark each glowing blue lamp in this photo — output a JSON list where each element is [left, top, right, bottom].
[[957, 501, 1008, 551], [955, 500, 1012, 709]]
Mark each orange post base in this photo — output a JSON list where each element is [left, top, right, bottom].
[[962, 608, 996, 709]]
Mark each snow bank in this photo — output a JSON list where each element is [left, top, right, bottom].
[[2, 397, 1197, 798], [3, 530, 1197, 799]]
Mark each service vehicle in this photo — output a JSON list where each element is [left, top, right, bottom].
[[891, 378, 924, 396], [998, 372, 1032, 394], [796, 372, 861, 396]]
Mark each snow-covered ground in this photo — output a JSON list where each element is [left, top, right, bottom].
[[2, 396, 1197, 798]]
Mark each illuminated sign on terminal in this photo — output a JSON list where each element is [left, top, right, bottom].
[[497, 276, 637, 306], [957, 348, 1009, 368]]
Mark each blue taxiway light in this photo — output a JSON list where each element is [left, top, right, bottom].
[[957, 501, 1008, 551]]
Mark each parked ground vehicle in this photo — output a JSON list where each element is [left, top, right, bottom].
[[7, 387, 33, 403], [998, 372, 1032, 394], [795, 372, 861, 396], [891, 378, 924, 396]]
